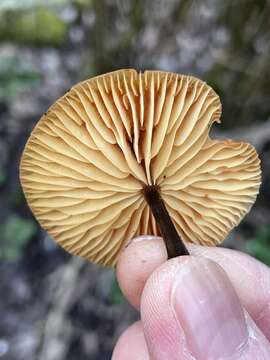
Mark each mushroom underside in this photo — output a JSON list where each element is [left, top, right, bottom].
[[20, 69, 261, 267]]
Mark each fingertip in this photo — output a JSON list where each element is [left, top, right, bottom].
[[112, 321, 149, 360], [116, 236, 167, 308]]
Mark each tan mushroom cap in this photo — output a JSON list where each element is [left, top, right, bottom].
[[20, 69, 261, 267]]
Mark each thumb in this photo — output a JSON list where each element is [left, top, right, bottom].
[[141, 256, 270, 360]]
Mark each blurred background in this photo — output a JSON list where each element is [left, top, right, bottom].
[[0, 0, 269, 359]]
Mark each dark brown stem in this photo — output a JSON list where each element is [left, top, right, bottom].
[[143, 185, 189, 258]]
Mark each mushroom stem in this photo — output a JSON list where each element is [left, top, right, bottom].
[[143, 185, 189, 258]]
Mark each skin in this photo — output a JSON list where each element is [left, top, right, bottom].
[[112, 236, 270, 360]]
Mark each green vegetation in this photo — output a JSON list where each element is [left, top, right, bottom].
[[109, 276, 124, 305], [247, 226, 270, 266], [0, 168, 7, 186], [0, 0, 70, 11], [0, 215, 37, 261], [0, 7, 68, 46], [9, 188, 26, 207], [0, 0, 91, 11], [0, 55, 41, 100]]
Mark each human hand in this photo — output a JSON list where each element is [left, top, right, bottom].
[[112, 236, 270, 359]]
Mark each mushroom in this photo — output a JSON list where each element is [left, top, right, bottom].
[[20, 69, 261, 267]]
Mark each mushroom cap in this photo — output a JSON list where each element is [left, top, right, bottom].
[[20, 69, 261, 267]]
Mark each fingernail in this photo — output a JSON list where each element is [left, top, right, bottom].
[[125, 235, 161, 248], [171, 257, 248, 360]]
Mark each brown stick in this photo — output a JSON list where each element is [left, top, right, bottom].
[[143, 185, 189, 258]]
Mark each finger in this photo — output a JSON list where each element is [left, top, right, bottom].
[[112, 321, 149, 360], [141, 256, 270, 360], [116, 237, 270, 339], [189, 243, 270, 340], [116, 236, 166, 309]]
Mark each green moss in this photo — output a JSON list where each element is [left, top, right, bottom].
[[0, 7, 68, 46]]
